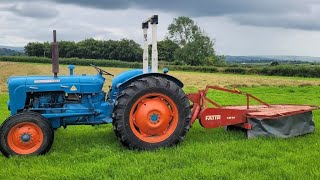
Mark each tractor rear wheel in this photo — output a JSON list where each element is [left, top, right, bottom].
[[0, 112, 54, 157], [113, 76, 191, 150]]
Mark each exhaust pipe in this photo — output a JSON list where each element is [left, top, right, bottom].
[[52, 30, 59, 78]]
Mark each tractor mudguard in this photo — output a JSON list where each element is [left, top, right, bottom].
[[109, 69, 183, 100], [118, 73, 184, 89]]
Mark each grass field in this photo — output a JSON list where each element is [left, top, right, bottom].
[[0, 62, 320, 179]]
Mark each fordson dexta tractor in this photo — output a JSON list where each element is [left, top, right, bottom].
[[0, 15, 317, 157], [0, 16, 191, 156]]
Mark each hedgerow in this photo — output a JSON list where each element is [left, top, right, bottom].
[[0, 56, 218, 73], [1, 56, 319, 78]]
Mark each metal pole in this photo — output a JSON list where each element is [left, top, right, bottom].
[[142, 22, 149, 74], [151, 15, 158, 73]]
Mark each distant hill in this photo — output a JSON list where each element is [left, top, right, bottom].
[[0, 48, 23, 56], [225, 55, 320, 63], [0, 45, 24, 53]]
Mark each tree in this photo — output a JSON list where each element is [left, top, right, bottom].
[[116, 39, 143, 61], [148, 39, 180, 61], [158, 39, 180, 61], [167, 16, 200, 47], [43, 42, 51, 58], [168, 16, 225, 66], [0, 48, 22, 56], [174, 34, 215, 66], [25, 42, 45, 56], [58, 41, 77, 58], [77, 38, 102, 59]]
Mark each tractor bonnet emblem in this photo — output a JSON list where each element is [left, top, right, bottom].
[[70, 85, 77, 91]]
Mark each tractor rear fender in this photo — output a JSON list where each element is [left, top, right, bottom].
[[109, 70, 183, 100], [119, 73, 183, 89]]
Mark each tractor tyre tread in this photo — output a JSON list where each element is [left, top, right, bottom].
[[0, 112, 54, 157], [112, 76, 191, 150]]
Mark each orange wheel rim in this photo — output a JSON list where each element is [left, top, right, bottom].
[[7, 122, 44, 155], [129, 93, 179, 143]]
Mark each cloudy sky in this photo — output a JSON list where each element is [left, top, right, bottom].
[[1, 0, 320, 56]]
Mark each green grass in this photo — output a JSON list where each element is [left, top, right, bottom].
[[0, 86, 319, 179]]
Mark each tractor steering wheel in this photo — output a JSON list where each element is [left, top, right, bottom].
[[90, 64, 114, 76]]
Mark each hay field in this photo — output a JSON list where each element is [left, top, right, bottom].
[[0, 61, 319, 179]]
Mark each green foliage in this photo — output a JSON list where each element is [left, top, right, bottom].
[[255, 65, 320, 77], [25, 42, 46, 57], [58, 41, 78, 58], [174, 34, 216, 66], [24, 39, 143, 62], [167, 16, 225, 66], [0, 48, 22, 56], [1, 56, 319, 78], [166, 65, 218, 73], [23, 16, 226, 66], [149, 39, 180, 61], [233, 65, 320, 78], [0, 56, 219, 73], [167, 16, 200, 47], [271, 61, 280, 66], [223, 67, 247, 74], [0, 56, 141, 68]]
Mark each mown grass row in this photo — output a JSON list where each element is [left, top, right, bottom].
[[1, 56, 320, 77]]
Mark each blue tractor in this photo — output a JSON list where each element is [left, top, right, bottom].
[[0, 16, 191, 156]]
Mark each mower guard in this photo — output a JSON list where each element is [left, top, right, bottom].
[[187, 86, 318, 138], [247, 111, 315, 138]]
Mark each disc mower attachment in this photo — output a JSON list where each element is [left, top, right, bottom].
[[187, 86, 318, 138]]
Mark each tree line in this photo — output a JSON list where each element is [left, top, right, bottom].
[[25, 16, 225, 66], [25, 39, 143, 62], [0, 48, 23, 56]]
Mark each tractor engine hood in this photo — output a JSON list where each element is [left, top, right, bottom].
[[8, 74, 105, 94], [7, 74, 105, 114]]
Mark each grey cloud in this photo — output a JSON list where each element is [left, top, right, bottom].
[[231, 8, 320, 31], [50, 0, 308, 15], [1, 2, 59, 19], [1, 0, 319, 30], [48, 0, 320, 31]]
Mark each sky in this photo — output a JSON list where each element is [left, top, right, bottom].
[[1, 0, 320, 56]]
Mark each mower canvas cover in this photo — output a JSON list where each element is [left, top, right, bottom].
[[247, 111, 315, 138]]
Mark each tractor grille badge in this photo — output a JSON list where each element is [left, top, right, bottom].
[[34, 79, 60, 83]]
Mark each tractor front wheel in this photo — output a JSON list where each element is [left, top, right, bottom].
[[113, 76, 191, 150], [0, 112, 54, 157]]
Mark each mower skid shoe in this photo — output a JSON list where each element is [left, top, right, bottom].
[[247, 111, 315, 138]]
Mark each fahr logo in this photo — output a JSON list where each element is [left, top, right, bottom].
[[205, 115, 221, 121]]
